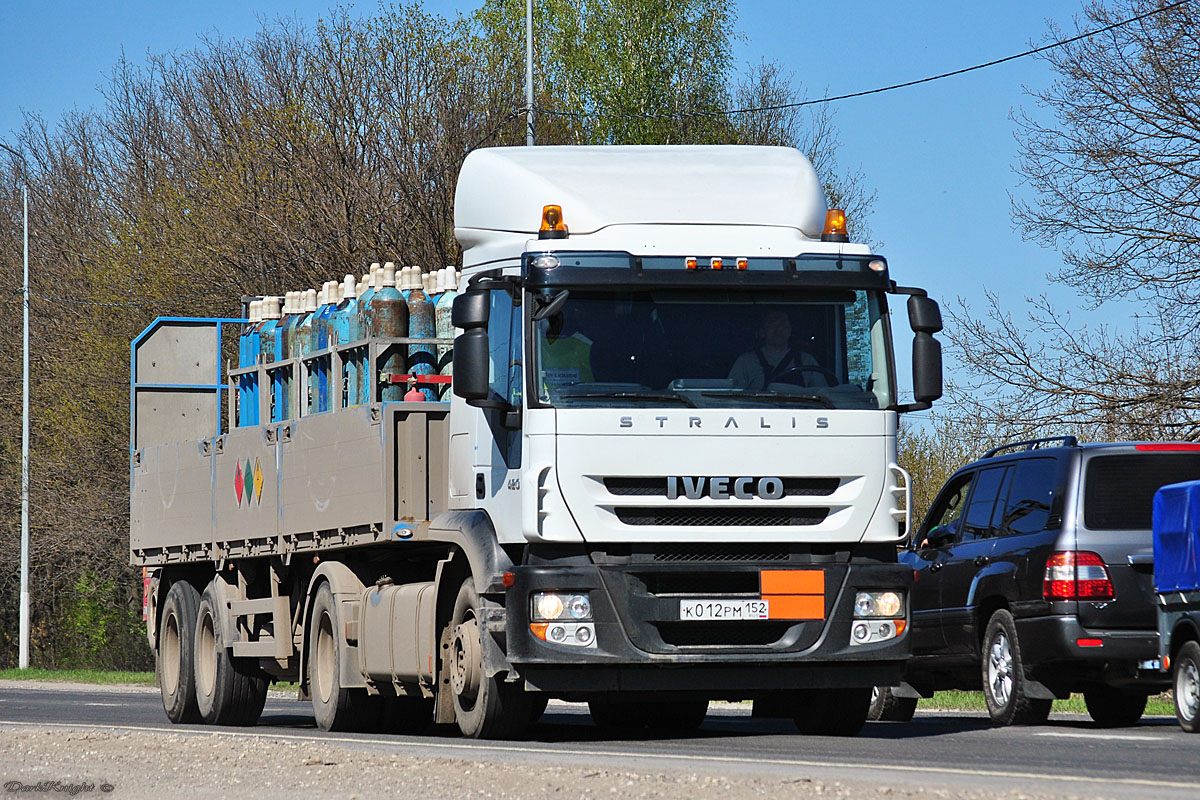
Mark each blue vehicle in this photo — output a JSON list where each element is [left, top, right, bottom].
[[1153, 479, 1200, 732]]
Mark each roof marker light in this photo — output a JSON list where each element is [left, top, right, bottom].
[[868, 259, 887, 273], [685, 257, 698, 270], [539, 205, 569, 240], [736, 258, 749, 270], [821, 209, 849, 243], [710, 257, 723, 270]]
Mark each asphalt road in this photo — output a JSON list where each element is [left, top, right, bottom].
[[1, 683, 1197, 799]]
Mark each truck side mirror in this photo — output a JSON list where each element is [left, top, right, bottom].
[[907, 295, 942, 334], [452, 328, 490, 401], [452, 290, 491, 402], [912, 332, 943, 404], [452, 290, 489, 330]]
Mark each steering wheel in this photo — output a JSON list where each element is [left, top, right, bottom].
[[772, 364, 841, 387]]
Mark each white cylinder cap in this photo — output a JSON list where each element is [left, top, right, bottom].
[[398, 266, 410, 290], [382, 261, 397, 288], [304, 288, 318, 313], [446, 269, 458, 291], [263, 296, 281, 320], [342, 275, 356, 302], [248, 299, 259, 323]]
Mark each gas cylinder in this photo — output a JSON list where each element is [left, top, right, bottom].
[[257, 296, 282, 422], [330, 275, 359, 408], [297, 289, 319, 414], [367, 262, 408, 402], [405, 267, 437, 401], [350, 264, 379, 404], [314, 281, 337, 412], [434, 268, 458, 397], [238, 299, 261, 426]]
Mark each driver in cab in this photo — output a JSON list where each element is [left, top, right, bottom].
[[728, 310, 819, 390]]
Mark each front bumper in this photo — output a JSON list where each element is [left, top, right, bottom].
[[504, 560, 912, 694]]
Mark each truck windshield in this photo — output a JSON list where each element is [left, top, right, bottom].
[[532, 287, 894, 410]]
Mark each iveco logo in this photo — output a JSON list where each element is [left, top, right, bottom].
[[666, 476, 785, 500]]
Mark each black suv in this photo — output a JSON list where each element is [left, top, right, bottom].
[[874, 437, 1200, 726]]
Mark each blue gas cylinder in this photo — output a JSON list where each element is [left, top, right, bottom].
[[330, 276, 359, 408]]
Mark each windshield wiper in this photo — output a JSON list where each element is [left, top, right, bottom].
[[699, 390, 835, 409], [556, 391, 697, 408]]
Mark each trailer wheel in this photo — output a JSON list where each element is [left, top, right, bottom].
[[1174, 641, 1200, 733], [309, 582, 371, 731], [981, 610, 1051, 725], [447, 579, 531, 739], [158, 581, 202, 724], [792, 688, 871, 736], [194, 581, 267, 726], [1083, 685, 1147, 728]]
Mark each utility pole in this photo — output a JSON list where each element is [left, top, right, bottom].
[[19, 182, 28, 670], [526, 0, 535, 146], [1, 141, 30, 670]]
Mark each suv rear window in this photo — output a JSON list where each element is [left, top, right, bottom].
[[1084, 453, 1200, 529]]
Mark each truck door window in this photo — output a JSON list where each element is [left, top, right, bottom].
[[959, 466, 1008, 541], [488, 289, 522, 408], [999, 458, 1058, 536]]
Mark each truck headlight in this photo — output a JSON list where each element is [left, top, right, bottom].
[[532, 592, 592, 622], [854, 591, 903, 618]]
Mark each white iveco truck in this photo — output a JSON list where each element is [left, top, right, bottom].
[[131, 145, 943, 739]]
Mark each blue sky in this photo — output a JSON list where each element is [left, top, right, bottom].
[[0, 0, 1120, 398]]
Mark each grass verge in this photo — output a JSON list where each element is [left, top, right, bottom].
[[918, 689, 1174, 716], [0, 668, 156, 685]]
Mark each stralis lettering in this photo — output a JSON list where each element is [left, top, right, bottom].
[[619, 415, 829, 430], [667, 476, 785, 500]]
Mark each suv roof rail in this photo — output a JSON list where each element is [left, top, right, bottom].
[[981, 436, 1079, 459]]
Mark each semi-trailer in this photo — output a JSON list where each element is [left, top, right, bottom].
[[130, 145, 943, 739]]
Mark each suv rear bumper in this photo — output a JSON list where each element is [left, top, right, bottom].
[[1016, 614, 1167, 688]]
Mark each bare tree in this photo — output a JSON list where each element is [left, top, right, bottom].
[[950, 0, 1200, 439]]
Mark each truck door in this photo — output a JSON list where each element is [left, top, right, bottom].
[[938, 465, 1011, 657], [471, 283, 524, 538]]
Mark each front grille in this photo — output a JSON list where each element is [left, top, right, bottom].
[[654, 621, 792, 647], [615, 507, 829, 527], [652, 544, 791, 563], [604, 477, 839, 497]]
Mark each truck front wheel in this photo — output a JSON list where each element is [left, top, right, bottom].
[[446, 579, 531, 739], [194, 581, 267, 726], [158, 581, 202, 724], [1174, 640, 1200, 733], [309, 582, 372, 731]]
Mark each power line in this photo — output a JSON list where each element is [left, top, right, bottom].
[[538, 0, 1191, 120]]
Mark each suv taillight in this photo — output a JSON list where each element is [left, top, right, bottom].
[[1043, 551, 1114, 601]]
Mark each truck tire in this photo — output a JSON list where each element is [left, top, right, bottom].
[[867, 686, 918, 722], [194, 581, 268, 726], [792, 688, 871, 736], [447, 579, 531, 739], [981, 609, 1051, 726], [1173, 640, 1200, 733], [1083, 685, 1147, 728], [309, 582, 372, 732], [158, 581, 202, 724]]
